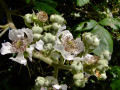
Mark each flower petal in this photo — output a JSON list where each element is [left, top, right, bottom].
[[35, 40, 44, 51], [53, 84, 61, 89], [10, 53, 27, 65], [21, 28, 33, 43], [0, 42, 13, 55], [62, 50, 75, 60], [9, 29, 24, 41], [26, 44, 35, 62]]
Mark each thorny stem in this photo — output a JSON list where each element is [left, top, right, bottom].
[[33, 51, 73, 70]]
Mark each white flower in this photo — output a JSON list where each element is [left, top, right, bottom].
[[0, 28, 33, 65], [54, 26, 84, 60], [10, 53, 27, 65], [1, 42, 13, 55], [53, 84, 67, 90]]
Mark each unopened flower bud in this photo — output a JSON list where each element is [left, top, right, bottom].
[[74, 79, 85, 87], [82, 32, 100, 50], [73, 73, 84, 80], [44, 43, 53, 50], [52, 23, 61, 30], [32, 24, 43, 34], [100, 50, 111, 60], [35, 76, 45, 86], [97, 59, 108, 71], [24, 13, 33, 23], [33, 34, 42, 40], [92, 36, 100, 46], [71, 61, 83, 73], [50, 14, 65, 24], [43, 33, 55, 43]]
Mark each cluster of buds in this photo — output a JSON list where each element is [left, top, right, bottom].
[[33, 76, 67, 90], [82, 32, 100, 52]]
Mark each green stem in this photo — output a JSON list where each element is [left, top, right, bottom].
[[54, 66, 59, 78], [0, 27, 9, 38], [33, 51, 73, 70]]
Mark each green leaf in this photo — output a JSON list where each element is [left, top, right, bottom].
[[34, 2, 59, 15], [110, 79, 120, 90], [25, 0, 31, 4], [77, 0, 90, 7], [91, 25, 113, 56], [74, 20, 97, 32], [99, 18, 120, 30], [40, 0, 57, 8]]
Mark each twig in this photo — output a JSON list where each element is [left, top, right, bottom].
[[0, 28, 9, 38]]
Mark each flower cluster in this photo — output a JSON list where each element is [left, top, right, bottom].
[[0, 11, 112, 89]]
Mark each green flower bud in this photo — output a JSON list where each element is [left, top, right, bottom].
[[92, 36, 100, 46], [74, 79, 85, 87], [50, 14, 65, 24], [32, 24, 43, 34], [73, 73, 84, 80], [100, 50, 111, 60], [52, 23, 61, 30], [43, 33, 55, 43], [71, 61, 83, 73], [82, 32, 100, 50], [44, 43, 53, 50], [97, 59, 108, 71], [35, 76, 45, 86], [83, 33, 99, 45], [24, 13, 33, 23], [33, 34, 43, 40]]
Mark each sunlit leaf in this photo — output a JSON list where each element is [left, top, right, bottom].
[[91, 25, 113, 56], [74, 20, 97, 32], [99, 18, 120, 30]]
